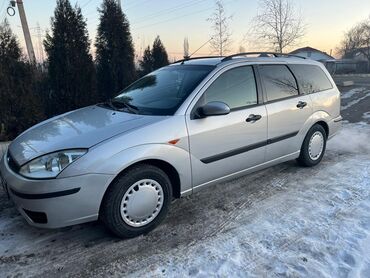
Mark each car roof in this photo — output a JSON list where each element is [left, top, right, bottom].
[[171, 54, 323, 68]]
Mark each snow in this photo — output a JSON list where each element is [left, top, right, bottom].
[[341, 88, 370, 110], [0, 124, 370, 276], [363, 112, 370, 121], [341, 88, 366, 99], [108, 123, 370, 277], [329, 123, 370, 154]]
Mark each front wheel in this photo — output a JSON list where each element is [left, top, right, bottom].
[[297, 124, 327, 167], [100, 164, 172, 238]]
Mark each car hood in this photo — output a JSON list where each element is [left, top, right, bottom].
[[9, 105, 166, 165]]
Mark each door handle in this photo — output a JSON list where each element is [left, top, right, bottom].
[[297, 101, 307, 109], [246, 114, 262, 123]]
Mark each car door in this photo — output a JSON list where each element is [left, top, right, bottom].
[[258, 64, 313, 161], [186, 65, 268, 188]]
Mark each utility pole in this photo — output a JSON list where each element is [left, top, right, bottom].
[[117, 0, 121, 9], [36, 22, 44, 63], [16, 0, 36, 63]]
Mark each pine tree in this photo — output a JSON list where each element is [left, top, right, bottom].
[[0, 20, 44, 140], [151, 36, 169, 70], [95, 0, 136, 100], [43, 0, 96, 116], [139, 46, 153, 76]]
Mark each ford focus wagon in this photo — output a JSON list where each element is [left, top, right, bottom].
[[0, 52, 342, 238]]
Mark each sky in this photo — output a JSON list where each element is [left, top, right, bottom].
[[1, 0, 370, 61]]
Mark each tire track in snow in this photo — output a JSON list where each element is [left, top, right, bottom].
[[341, 89, 370, 110]]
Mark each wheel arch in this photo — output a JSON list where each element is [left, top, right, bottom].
[[313, 120, 329, 138], [102, 158, 181, 201], [304, 110, 331, 139]]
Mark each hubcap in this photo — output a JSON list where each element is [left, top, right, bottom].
[[308, 131, 324, 160], [120, 179, 164, 227]]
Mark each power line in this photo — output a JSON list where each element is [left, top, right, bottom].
[[133, 0, 233, 31], [133, 6, 214, 31], [84, 9, 99, 18], [89, 0, 211, 27], [123, 0, 151, 10], [36, 22, 45, 62], [80, 0, 94, 9], [131, 0, 205, 25]]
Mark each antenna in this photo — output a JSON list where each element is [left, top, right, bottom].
[[183, 37, 189, 59], [186, 37, 213, 60]]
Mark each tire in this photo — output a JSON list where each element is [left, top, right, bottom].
[[100, 164, 172, 238], [297, 124, 327, 167]]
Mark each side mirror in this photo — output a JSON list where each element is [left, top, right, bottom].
[[196, 101, 230, 118]]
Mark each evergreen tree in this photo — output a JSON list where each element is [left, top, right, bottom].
[[44, 0, 96, 116], [151, 36, 169, 70], [138, 46, 153, 76], [0, 20, 44, 140], [95, 0, 135, 100], [138, 36, 169, 77]]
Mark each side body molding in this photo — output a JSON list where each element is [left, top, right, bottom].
[[61, 143, 193, 195]]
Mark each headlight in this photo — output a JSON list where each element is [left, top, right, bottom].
[[19, 149, 87, 179]]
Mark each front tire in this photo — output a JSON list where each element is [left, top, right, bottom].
[[100, 164, 172, 238], [297, 124, 327, 167]]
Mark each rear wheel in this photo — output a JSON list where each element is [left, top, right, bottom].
[[100, 164, 172, 238], [297, 124, 327, 167]]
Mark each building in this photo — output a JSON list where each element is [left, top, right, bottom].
[[290, 46, 334, 61]]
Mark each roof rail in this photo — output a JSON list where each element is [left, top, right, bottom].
[[221, 52, 306, 62], [173, 56, 224, 65]]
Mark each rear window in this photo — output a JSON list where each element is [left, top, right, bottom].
[[259, 65, 299, 102], [289, 64, 333, 94]]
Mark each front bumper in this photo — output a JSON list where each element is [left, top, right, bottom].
[[0, 153, 114, 228]]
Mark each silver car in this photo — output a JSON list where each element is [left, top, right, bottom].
[[0, 53, 342, 238]]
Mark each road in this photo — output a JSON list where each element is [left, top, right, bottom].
[[0, 76, 370, 277], [333, 75, 370, 124]]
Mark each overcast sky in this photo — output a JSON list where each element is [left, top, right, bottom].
[[2, 0, 370, 61]]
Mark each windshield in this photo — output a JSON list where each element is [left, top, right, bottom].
[[112, 65, 215, 115]]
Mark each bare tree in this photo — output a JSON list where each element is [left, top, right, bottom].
[[207, 0, 232, 56], [252, 0, 305, 53], [338, 16, 370, 70], [338, 26, 362, 58]]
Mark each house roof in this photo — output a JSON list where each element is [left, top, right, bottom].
[[290, 46, 334, 59]]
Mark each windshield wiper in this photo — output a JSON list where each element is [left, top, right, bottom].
[[111, 99, 139, 114], [97, 99, 119, 111], [98, 99, 139, 114]]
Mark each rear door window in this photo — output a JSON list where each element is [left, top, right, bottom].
[[259, 65, 299, 102], [289, 64, 333, 94]]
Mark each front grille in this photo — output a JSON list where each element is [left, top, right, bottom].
[[23, 209, 48, 224], [7, 152, 21, 173]]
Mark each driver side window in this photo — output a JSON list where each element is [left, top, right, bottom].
[[203, 66, 258, 109]]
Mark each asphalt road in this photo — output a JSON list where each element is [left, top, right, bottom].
[[333, 75, 370, 124], [0, 76, 370, 277]]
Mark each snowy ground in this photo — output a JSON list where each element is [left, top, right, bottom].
[[0, 86, 370, 277]]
